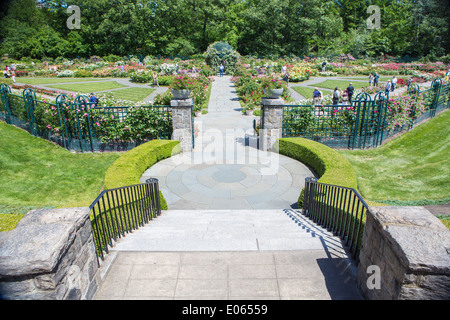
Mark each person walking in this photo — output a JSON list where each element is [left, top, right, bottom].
[[312, 88, 321, 105], [153, 72, 159, 87], [385, 80, 391, 95], [369, 74, 374, 87], [342, 89, 349, 105], [346, 83, 355, 103], [391, 76, 397, 92], [219, 64, 224, 77], [374, 72, 380, 86], [332, 87, 340, 105]]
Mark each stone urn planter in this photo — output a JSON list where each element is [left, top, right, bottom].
[[171, 89, 191, 99], [264, 88, 284, 99], [245, 109, 254, 116]]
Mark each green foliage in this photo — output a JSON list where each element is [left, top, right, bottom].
[[104, 140, 181, 210], [278, 138, 358, 207], [0, 0, 448, 59]]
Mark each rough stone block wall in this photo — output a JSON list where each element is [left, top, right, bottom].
[[357, 206, 450, 300], [171, 98, 193, 152], [0, 207, 100, 300], [259, 98, 284, 152]]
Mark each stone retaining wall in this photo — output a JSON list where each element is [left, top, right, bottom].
[[0, 207, 99, 300], [357, 206, 450, 300]]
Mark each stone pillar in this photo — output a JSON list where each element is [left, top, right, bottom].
[[171, 98, 194, 152], [357, 206, 450, 300], [259, 97, 284, 152], [0, 208, 100, 300]]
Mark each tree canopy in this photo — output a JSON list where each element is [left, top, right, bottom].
[[1, 0, 449, 59]]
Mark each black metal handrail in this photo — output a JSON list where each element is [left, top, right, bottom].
[[89, 178, 161, 262], [302, 178, 369, 262]]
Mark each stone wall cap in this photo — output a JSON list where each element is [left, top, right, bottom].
[[368, 206, 450, 274], [170, 98, 193, 107], [0, 207, 90, 277], [261, 98, 284, 106]]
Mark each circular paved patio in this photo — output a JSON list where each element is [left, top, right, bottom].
[[141, 148, 316, 210]]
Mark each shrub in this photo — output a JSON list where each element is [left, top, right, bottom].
[[104, 140, 181, 210], [278, 138, 358, 207]]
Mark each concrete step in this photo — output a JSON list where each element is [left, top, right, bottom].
[[110, 209, 349, 257]]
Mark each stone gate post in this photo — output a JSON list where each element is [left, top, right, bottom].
[[259, 97, 284, 152], [171, 97, 194, 152]]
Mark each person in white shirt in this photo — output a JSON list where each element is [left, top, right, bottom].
[[391, 76, 397, 92]]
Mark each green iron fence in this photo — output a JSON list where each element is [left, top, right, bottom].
[[0, 85, 174, 152], [282, 78, 449, 149]]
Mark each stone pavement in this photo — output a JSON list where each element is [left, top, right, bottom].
[[94, 209, 362, 300]]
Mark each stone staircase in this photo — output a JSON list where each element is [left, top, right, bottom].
[[110, 209, 349, 256]]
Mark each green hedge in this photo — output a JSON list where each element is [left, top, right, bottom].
[[278, 138, 358, 207], [104, 139, 181, 209]]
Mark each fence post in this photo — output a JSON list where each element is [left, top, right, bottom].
[[259, 97, 284, 152], [170, 97, 194, 152], [0, 84, 12, 124]]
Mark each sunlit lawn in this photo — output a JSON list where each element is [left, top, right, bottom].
[[104, 87, 155, 102], [0, 121, 120, 231], [16, 77, 112, 85], [46, 81, 126, 93], [339, 110, 450, 206]]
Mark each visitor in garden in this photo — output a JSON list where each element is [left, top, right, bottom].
[[219, 64, 224, 77], [153, 72, 159, 87], [342, 89, 349, 105], [407, 77, 413, 89], [3, 69, 10, 78], [385, 80, 392, 95], [369, 74, 374, 87], [322, 61, 327, 71], [283, 71, 290, 84], [312, 88, 321, 105], [281, 65, 287, 75], [318, 89, 323, 105], [346, 83, 354, 102], [374, 72, 380, 86], [391, 76, 397, 91], [11, 72, 16, 83], [445, 69, 450, 82], [332, 87, 340, 105], [89, 93, 98, 107]]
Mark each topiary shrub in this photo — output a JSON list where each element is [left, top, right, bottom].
[[278, 138, 358, 208], [104, 140, 181, 210], [204, 41, 240, 75]]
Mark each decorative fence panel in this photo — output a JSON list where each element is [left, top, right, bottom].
[[0, 85, 174, 152], [282, 79, 449, 149]]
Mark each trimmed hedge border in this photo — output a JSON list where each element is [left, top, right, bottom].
[[278, 138, 358, 207], [104, 139, 181, 210]]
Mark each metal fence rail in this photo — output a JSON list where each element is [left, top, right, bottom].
[[302, 178, 369, 262], [89, 178, 161, 262], [0, 85, 174, 152], [282, 79, 449, 149]]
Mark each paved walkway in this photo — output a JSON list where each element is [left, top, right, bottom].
[[93, 75, 362, 300], [94, 209, 362, 300]]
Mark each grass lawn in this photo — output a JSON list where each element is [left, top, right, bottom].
[[104, 87, 155, 102], [339, 110, 450, 206], [315, 79, 369, 91], [0, 121, 120, 231], [46, 81, 126, 93], [16, 77, 112, 85], [291, 86, 332, 99]]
